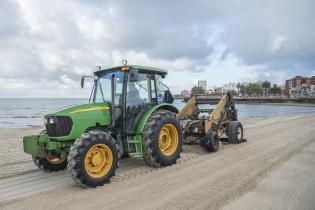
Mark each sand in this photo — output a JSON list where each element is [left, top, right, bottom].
[[0, 115, 314, 210]]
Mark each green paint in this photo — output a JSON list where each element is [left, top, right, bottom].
[[23, 135, 44, 157], [47, 102, 111, 141], [135, 103, 178, 135], [23, 133, 69, 158], [22, 65, 178, 160], [126, 135, 143, 157], [23, 102, 111, 157], [131, 65, 168, 74], [124, 103, 179, 156]]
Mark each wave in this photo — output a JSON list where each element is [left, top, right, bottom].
[[13, 116, 42, 119], [0, 122, 15, 125], [0, 116, 42, 119], [0, 107, 33, 111], [0, 122, 42, 128], [25, 124, 43, 128]]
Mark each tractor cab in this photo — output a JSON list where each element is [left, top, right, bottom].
[[81, 65, 176, 156]]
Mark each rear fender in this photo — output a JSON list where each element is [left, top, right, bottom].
[[126, 103, 178, 157], [135, 103, 178, 135]]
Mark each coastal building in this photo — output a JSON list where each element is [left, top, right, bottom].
[[256, 81, 263, 87], [198, 80, 207, 90], [180, 90, 191, 98], [205, 89, 214, 94], [285, 76, 315, 97], [222, 83, 237, 93], [212, 83, 238, 95], [215, 87, 223, 94]]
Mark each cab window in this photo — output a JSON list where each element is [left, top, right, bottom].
[[156, 75, 169, 103], [127, 73, 151, 107]]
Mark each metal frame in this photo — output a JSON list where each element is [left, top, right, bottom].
[[178, 91, 238, 143]]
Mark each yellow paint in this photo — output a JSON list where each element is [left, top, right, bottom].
[[158, 124, 179, 157], [46, 155, 66, 165], [177, 95, 197, 119], [70, 106, 110, 114], [84, 144, 113, 178], [205, 93, 228, 133]]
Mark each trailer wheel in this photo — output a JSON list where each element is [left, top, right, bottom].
[[202, 131, 219, 152], [142, 110, 183, 167], [33, 155, 67, 172], [67, 131, 119, 188], [228, 121, 243, 144]]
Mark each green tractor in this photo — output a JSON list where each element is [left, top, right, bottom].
[[23, 65, 183, 187]]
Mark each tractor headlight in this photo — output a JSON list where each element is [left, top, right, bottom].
[[49, 118, 56, 124], [44, 117, 57, 125]]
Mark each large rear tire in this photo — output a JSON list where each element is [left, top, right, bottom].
[[142, 110, 183, 167], [33, 155, 67, 172], [67, 131, 119, 188], [227, 121, 243, 144]]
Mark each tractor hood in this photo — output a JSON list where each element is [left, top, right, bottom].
[[46, 102, 111, 116], [45, 102, 112, 140]]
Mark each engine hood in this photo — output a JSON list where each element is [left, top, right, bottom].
[[44, 102, 112, 140], [46, 102, 111, 117]]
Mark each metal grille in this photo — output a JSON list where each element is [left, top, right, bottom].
[[46, 116, 73, 137]]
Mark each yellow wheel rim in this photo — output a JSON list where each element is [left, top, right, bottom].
[[84, 144, 113, 179], [158, 124, 179, 156], [46, 155, 66, 165]]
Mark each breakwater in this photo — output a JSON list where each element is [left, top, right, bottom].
[[182, 96, 315, 104]]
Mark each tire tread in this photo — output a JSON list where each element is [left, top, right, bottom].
[[67, 131, 119, 188], [142, 110, 182, 167]]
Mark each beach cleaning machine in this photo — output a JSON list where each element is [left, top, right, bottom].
[[22, 64, 244, 188]]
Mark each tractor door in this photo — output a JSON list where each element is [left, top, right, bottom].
[[124, 72, 157, 134], [94, 71, 125, 131]]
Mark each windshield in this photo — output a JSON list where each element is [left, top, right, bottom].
[[93, 71, 124, 104]]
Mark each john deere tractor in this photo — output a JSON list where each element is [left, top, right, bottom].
[[23, 65, 182, 187]]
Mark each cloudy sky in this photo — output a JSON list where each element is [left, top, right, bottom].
[[0, 0, 315, 97]]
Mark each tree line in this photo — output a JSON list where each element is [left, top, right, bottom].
[[236, 81, 282, 97], [190, 80, 282, 97]]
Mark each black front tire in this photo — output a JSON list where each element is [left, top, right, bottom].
[[227, 121, 243, 144], [67, 131, 119, 188], [142, 110, 183, 167], [32, 156, 67, 172]]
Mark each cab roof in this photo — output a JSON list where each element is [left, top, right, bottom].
[[94, 65, 168, 76], [94, 65, 167, 76]]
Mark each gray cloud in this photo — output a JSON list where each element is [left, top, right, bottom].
[[0, 0, 314, 97], [221, 0, 315, 71]]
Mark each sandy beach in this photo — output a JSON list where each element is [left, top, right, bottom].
[[0, 115, 314, 209]]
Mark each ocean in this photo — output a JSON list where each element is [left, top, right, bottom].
[[0, 98, 314, 128]]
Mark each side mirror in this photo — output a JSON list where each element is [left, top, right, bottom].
[[164, 90, 174, 104], [81, 76, 85, 88], [129, 68, 139, 82]]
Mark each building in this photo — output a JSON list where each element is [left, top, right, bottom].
[[222, 83, 237, 93], [180, 90, 191, 98], [198, 80, 207, 90], [285, 76, 315, 97]]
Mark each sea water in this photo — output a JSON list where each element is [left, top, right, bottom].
[[0, 98, 314, 128]]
